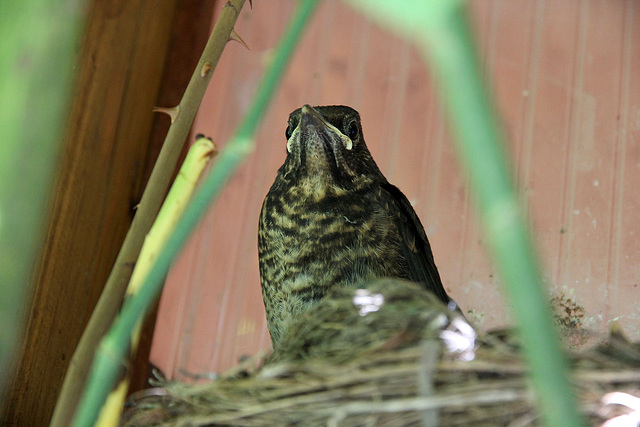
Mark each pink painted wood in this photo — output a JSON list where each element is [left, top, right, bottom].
[[151, 0, 640, 378]]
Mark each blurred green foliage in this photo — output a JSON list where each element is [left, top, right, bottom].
[[0, 0, 86, 394], [344, 1, 584, 426]]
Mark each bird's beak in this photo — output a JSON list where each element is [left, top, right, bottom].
[[300, 104, 325, 126], [286, 105, 325, 154], [299, 105, 353, 151]]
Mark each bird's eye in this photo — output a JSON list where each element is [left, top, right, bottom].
[[285, 124, 293, 140], [347, 120, 359, 140]]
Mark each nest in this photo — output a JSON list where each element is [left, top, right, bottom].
[[122, 280, 640, 426]]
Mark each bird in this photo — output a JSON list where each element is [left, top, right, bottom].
[[258, 105, 453, 346]]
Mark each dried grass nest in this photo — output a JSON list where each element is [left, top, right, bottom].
[[123, 279, 640, 426]]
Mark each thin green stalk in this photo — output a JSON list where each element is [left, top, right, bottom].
[[0, 0, 86, 394], [71, 1, 320, 425], [94, 137, 216, 426], [52, 2, 246, 425], [344, 1, 583, 426], [426, 11, 584, 427]]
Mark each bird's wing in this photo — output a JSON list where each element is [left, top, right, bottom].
[[381, 183, 450, 303]]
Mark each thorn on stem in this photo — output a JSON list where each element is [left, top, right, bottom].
[[200, 61, 212, 78], [228, 29, 250, 50], [224, 1, 238, 13], [152, 105, 180, 123]]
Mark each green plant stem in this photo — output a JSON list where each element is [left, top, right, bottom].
[[0, 0, 86, 395], [419, 10, 584, 427], [344, 1, 583, 426], [71, 1, 320, 425], [51, 2, 245, 426], [95, 137, 216, 426]]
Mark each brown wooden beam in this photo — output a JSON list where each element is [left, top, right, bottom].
[[0, 0, 217, 425]]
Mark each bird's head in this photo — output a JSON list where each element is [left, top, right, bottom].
[[279, 105, 384, 195]]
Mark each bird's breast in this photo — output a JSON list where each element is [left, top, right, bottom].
[[259, 183, 403, 292]]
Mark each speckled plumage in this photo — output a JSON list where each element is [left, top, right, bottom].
[[258, 105, 451, 345]]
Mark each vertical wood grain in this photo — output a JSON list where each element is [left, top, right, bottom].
[[0, 0, 219, 424], [610, 0, 640, 331], [150, 0, 640, 379]]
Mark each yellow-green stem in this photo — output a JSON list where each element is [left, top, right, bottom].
[[71, 1, 320, 425], [94, 137, 215, 427]]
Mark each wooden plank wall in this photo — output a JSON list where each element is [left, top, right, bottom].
[[0, 1, 217, 425], [150, 0, 640, 379]]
